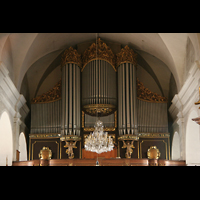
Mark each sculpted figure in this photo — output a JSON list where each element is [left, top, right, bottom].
[[64, 141, 77, 159], [122, 140, 135, 158]]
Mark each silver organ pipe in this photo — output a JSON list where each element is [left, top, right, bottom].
[[117, 63, 138, 136], [82, 60, 117, 114], [61, 63, 81, 136]]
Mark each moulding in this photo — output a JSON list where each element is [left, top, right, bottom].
[[0, 62, 29, 117], [169, 62, 200, 121]]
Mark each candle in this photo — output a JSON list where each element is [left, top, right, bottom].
[[6, 156, 8, 166]]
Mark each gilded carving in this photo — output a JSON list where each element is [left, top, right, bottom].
[[82, 110, 117, 132], [122, 140, 135, 159], [147, 146, 161, 159], [38, 146, 52, 160], [82, 104, 116, 117], [31, 79, 61, 104], [116, 45, 137, 67], [60, 135, 81, 159], [64, 141, 77, 159], [82, 38, 116, 72], [61, 46, 82, 68], [118, 134, 139, 159], [137, 78, 167, 103]]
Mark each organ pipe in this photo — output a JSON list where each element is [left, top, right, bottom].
[[118, 63, 138, 135], [61, 63, 81, 136]]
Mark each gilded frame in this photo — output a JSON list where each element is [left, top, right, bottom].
[[82, 110, 117, 132]]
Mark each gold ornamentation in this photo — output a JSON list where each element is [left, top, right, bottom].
[[82, 111, 117, 132], [31, 79, 61, 104], [84, 127, 116, 132], [38, 146, 52, 160], [138, 132, 170, 138], [29, 133, 60, 138], [147, 146, 161, 159], [122, 140, 135, 159], [137, 78, 167, 103], [82, 104, 116, 117], [64, 141, 77, 159], [60, 135, 81, 159], [61, 46, 82, 68], [118, 134, 139, 141], [60, 135, 81, 142], [116, 45, 137, 67], [118, 134, 139, 159], [82, 38, 116, 72]]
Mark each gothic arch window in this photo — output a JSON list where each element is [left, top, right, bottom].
[[19, 132, 27, 161], [172, 131, 180, 160], [0, 111, 13, 166]]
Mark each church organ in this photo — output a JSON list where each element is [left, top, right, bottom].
[[28, 38, 170, 162]]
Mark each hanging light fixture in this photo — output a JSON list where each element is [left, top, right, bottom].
[[84, 33, 114, 161], [84, 119, 114, 154]]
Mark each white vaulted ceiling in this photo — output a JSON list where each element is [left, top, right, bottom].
[[0, 33, 200, 104]]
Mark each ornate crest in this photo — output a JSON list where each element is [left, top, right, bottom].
[[31, 79, 61, 104], [137, 78, 167, 103], [61, 47, 82, 68], [116, 45, 137, 67], [147, 146, 161, 159], [82, 38, 116, 72]]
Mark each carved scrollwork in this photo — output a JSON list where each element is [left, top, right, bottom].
[[116, 45, 137, 67], [31, 79, 61, 104], [61, 46, 82, 68], [82, 38, 116, 72], [137, 78, 167, 103]]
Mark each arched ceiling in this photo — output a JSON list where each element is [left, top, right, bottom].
[[0, 33, 200, 97]]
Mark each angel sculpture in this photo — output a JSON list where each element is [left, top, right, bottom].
[[122, 140, 135, 158], [64, 141, 77, 159]]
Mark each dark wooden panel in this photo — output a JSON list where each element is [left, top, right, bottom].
[[30, 138, 60, 160], [139, 138, 169, 159]]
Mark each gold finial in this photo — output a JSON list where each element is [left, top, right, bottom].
[[82, 38, 116, 72], [116, 45, 137, 67], [61, 46, 82, 68]]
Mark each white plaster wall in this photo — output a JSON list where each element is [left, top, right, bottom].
[[19, 132, 27, 161], [185, 109, 200, 165], [172, 131, 181, 160], [0, 62, 29, 163], [169, 61, 200, 164]]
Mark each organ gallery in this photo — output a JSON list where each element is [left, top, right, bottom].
[[13, 37, 186, 166]]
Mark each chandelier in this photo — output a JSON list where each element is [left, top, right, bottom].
[[84, 120, 114, 154]]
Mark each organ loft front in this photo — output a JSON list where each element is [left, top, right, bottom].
[[14, 38, 185, 166]]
